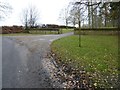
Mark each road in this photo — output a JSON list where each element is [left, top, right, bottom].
[[2, 32, 73, 88]]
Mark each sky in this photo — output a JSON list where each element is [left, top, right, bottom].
[[0, 0, 70, 26]]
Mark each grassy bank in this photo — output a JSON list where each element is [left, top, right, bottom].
[[51, 35, 118, 88]]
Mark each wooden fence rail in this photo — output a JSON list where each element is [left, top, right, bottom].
[[74, 27, 118, 31], [29, 28, 62, 34]]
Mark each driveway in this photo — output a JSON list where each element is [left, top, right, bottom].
[[2, 32, 73, 88]]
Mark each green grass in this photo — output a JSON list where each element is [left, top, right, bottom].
[[51, 35, 118, 88], [61, 29, 73, 33]]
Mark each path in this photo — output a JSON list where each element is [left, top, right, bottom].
[[2, 32, 73, 88]]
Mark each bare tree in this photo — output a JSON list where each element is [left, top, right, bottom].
[[88, 1, 91, 28], [21, 5, 40, 29], [21, 8, 29, 29], [29, 5, 39, 28], [59, 6, 70, 27], [69, 3, 81, 27], [0, 1, 12, 20], [69, 8, 78, 27], [67, 0, 119, 29]]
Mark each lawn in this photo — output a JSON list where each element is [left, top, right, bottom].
[[51, 35, 118, 88], [61, 29, 73, 33]]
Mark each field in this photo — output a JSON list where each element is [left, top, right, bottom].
[[61, 29, 73, 33], [51, 35, 118, 88]]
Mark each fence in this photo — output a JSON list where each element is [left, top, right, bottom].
[[74, 28, 119, 35], [29, 28, 61, 34]]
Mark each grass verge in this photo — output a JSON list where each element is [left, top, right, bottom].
[[61, 29, 73, 33], [51, 35, 118, 88], [1, 29, 73, 36]]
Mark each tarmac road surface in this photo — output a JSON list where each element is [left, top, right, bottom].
[[2, 32, 73, 88]]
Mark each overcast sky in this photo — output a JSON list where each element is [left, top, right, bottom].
[[0, 0, 70, 26]]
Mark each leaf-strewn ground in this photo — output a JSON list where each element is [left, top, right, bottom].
[[51, 35, 118, 88]]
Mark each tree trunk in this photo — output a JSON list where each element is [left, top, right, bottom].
[[88, 2, 91, 28], [91, 1, 94, 28], [104, 3, 107, 27]]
